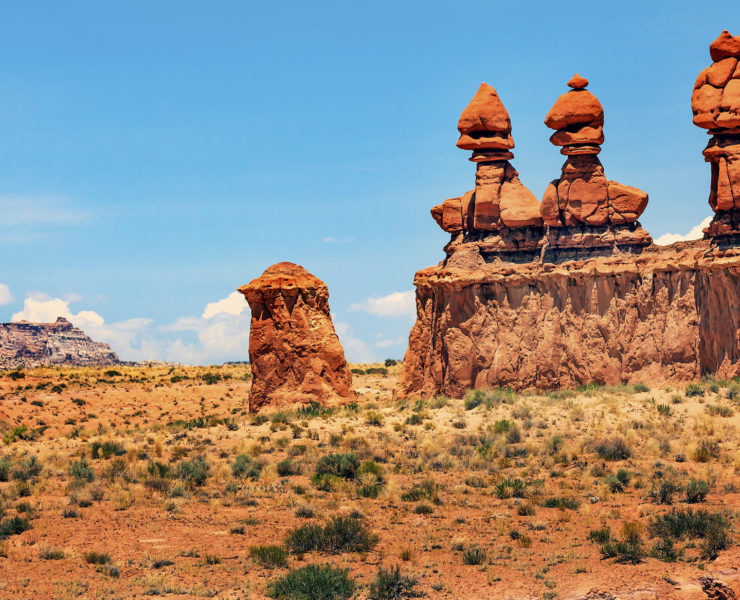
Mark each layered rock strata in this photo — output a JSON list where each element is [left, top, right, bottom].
[[540, 75, 651, 254], [0, 317, 119, 369], [692, 30, 740, 238], [238, 262, 353, 412], [432, 83, 543, 259], [397, 239, 740, 397]]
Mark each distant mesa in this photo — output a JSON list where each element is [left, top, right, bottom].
[[0, 316, 119, 369], [238, 262, 354, 412], [692, 30, 740, 238]]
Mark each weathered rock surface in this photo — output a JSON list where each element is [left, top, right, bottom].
[[433, 83, 542, 255], [692, 31, 740, 237], [541, 75, 650, 243], [397, 239, 740, 397], [0, 317, 119, 369], [238, 262, 353, 412]]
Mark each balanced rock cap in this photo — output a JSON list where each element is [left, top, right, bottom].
[[567, 74, 589, 89], [238, 262, 327, 304], [545, 76, 604, 131], [710, 30, 740, 62], [456, 83, 514, 151]]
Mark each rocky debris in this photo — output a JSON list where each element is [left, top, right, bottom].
[[396, 238, 740, 397], [692, 31, 740, 238], [0, 317, 119, 369], [540, 75, 651, 250], [432, 83, 542, 256], [238, 262, 353, 412], [699, 577, 737, 600]]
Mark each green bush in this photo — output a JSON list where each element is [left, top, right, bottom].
[[313, 453, 359, 482], [276, 459, 297, 477], [83, 550, 111, 565], [368, 565, 422, 600], [494, 477, 526, 499], [296, 402, 334, 419], [267, 564, 356, 600], [542, 496, 580, 510], [11, 455, 42, 481], [400, 480, 440, 504], [588, 526, 611, 544], [68, 459, 95, 483], [462, 546, 486, 565], [599, 521, 645, 564], [0, 516, 32, 539], [594, 437, 631, 461], [693, 440, 720, 463], [685, 478, 710, 503], [175, 456, 210, 487], [285, 516, 378, 555], [685, 383, 704, 397], [633, 383, 650, 393], [90, 440, 126, 460], [249, 545, 288, 568], [232, 454, 262, 479]]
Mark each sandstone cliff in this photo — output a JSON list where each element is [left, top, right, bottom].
[[0, 317, 119, 370], [397, 239, 740, 397]]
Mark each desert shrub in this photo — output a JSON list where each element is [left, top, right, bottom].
[[11, 455, 42, 481], [542, 496, 580, 510], [285, 516, 378, 555], [0, 457, 9, 481], [462, 546, 486, 565], [594, 437, 631, 461], [267, 564, 356, 600], [685, 383, 704, 397], [40, 547, 65, 560], [429, 395, 449, 409], [384, 359, 398, 367], [649, 508, 732, 547], [685, 478, 710, 503], [464, 387, 515, 410], [249, 545, 288, 568], [693, 440, 720, 463], [68, 459, 95, 483], [650, 537, 680, 562], [517, 502, 536, 516], [277, 459, 297, 477], [706, 404, 734, 417], [296, 402, 334, 419], [313, 453, 359, 481], [414, 502, 434, 515], [295, 505, 314, 519], [90, 440, 126, 459], [588, 526, 612, 544], [84, 550, 111, 565], [365, 367, 388, 375], [633, 383, 650, 393], [657, 404, 671, 416], [350, 368, 365, 375], [599, 521, 646, 564], [232, 454, 262, 480], [201, 372, 222, 385], [175, 456, 210, 487], [7, 371, 25, 380], [0, 516, 31, 539], [494, 477, 526, 499], [546, 435, 564, 454], [368, 565, 422, 600], [400, 480, 440, 504], [648, 479, 681, 505]]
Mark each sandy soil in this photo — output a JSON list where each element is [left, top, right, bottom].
[[0, 364, 737, 599]]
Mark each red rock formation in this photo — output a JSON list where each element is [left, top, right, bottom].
[[540, 75, 651, 252], [432, 83, 543, 257], [397, 239, 740, 397], [0, 317, 119, 369], [692, 31, 740, 237], [238, 262, 353, 412], [699, 576, 737, 600]]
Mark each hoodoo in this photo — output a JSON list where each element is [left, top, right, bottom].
[[432, 83, 544, 259], [540, 75, 651, 255], [397, 61, 740, 399], [238, 262, 353, 412], [692, 30, 740, 238]]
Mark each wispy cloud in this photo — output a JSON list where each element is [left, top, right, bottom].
[[0, 284, 14, 306], [654, 216, 711, 246], [0, 195, 89, 227], [324, 236, 355, 244], [350, 290, 415, 317]]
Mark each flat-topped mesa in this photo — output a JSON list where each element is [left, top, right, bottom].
[[432, 83, 543, 259], [540, 75, 651, 256], [238, 262, 354, 412], [692, 30, 740, 238]]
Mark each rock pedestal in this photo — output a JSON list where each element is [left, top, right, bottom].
[[692, 30, 740, 238], [432, 83, 543, 259], [238, 262, 353, 412], [540, 75, 651, 255]]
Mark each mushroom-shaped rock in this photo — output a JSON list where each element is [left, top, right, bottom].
[[693, 31, 740, 237], [545, 75, 604, 153], [238, 262, 354, 412], [457, 83, 514, 152]]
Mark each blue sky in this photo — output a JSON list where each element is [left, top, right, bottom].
[[0, 1, 737, 364]]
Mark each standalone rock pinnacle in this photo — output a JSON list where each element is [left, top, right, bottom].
[[238, 262, 353, 412]]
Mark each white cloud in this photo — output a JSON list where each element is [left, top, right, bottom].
[[0, 195, 88, 226], [654, 216, 712, 246], [334, 321, 374, 363], [202, 291, 247, 319], [375, 336, 405, 348], [0, 284, 13, 306], [324, 236, 354, 244], [349, 290, 416, 317]]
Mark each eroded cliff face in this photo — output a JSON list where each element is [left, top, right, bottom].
[[397, 240, 740, 398], [0, 317, 119, 369]]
